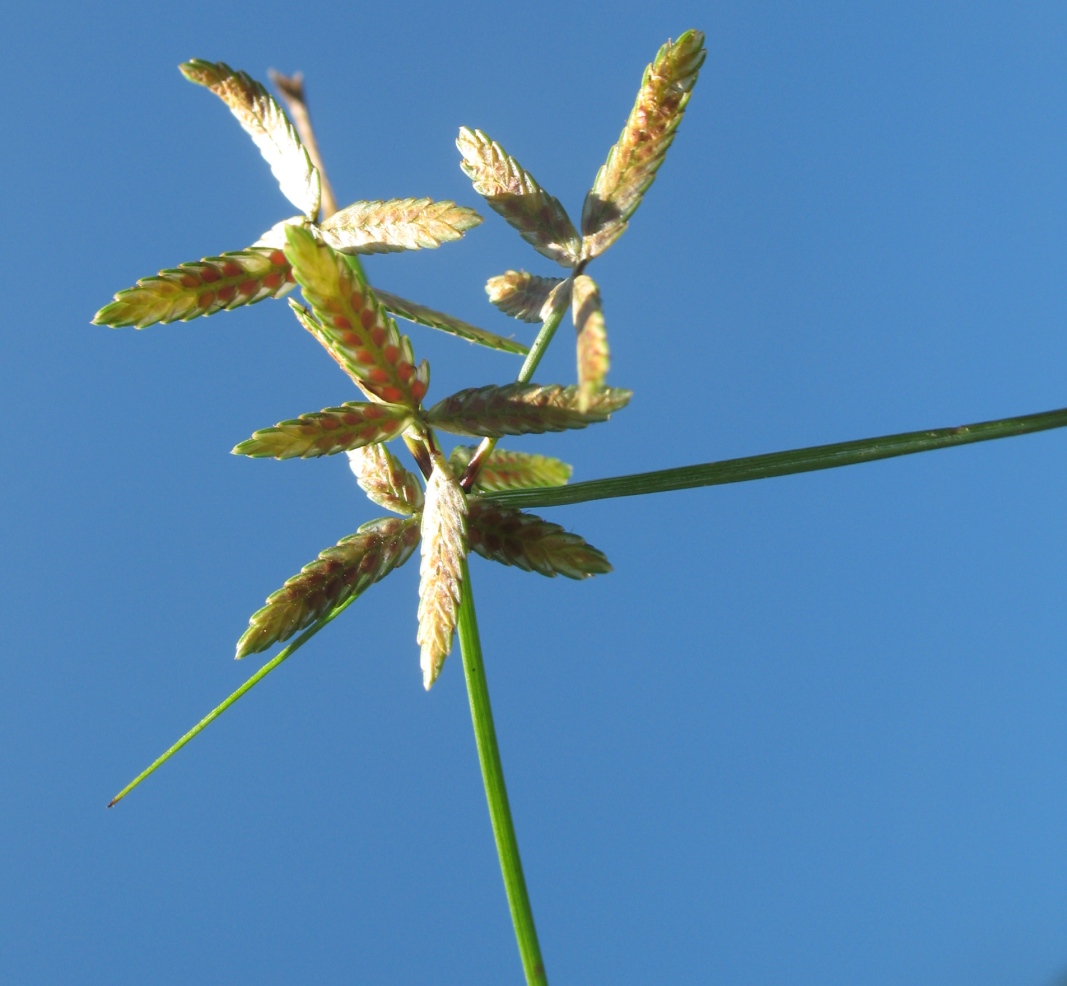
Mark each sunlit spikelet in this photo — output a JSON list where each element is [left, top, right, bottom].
[[235, 516, 420, 659], [318, 198, 483, 254], [92, 248, 294, 328], [580, 30, 706, 258], [284, 225, 429, 407], [375, 290, 528, 355], [417, 457, 468, 689], [448, 446, 572, 492], [232, 402, 414, 459], [571, 274, 610, 409], [485, 270, 566, 323], [180, 59, 321, 218], [427, 383, 631, 438], [457, 127, 581, 267], [347, 444, 425, 516], [467, 501, 612, 579]]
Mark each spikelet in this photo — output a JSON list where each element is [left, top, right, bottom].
[[571, 274, 610, 409], [417, 456, 468, 689], [92, 248, 294, 328], [467, 501, 612, 579], [375, 290, 528, 355], [180, 59, 321, 218], [287, 300, 367, 391], [485, 270, 566, 323], [232, 402, 414, 459], [448, 446, 572, 492], [319, 198, 483, 254], [235, 516, 420, 659], [348, 444, 424, 516], [427, 383, 631, 438], [581, 30, 706, 258], [457, 127, 581, 267], [284, 225, 429, 407]]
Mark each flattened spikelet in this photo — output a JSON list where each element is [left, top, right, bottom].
[[284, 225, 429, 407], [457, 127, 581, 267], [232, 402, 413, 459], [467, 501, 612, 579], [427, 383, 631, 438], [180, 59, 321, 218], [319, 198, 482, 254], [417, 457, 468, 689], [92, 248, 294, 328], [348, 444, 424, 516], [376, 290, 528, 355], [485, 270, 566, 323], [235, 516, 420, 658], [581, 30, 706, 258], [571, 274, 610, 409], [448, 446, 572, 492]]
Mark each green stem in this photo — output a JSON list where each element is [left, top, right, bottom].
[[107, 594, 359, 807], [483, 404, 1067, 510], [457, 561, 548, 986]]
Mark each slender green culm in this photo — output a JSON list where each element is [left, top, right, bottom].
[[484, 405, 1067, 510], [107, 594, 358, 807], [456, 562, 548, 986]]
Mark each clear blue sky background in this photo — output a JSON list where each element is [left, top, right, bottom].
[[4, 2, 1067, 983]]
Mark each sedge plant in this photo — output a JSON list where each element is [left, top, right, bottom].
[[94, 32, 1067, 984]]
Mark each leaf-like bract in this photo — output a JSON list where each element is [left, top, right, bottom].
[[284, 225, 429, 407], [417, 457, 468, 689], [427, 383, 631, 437], [93, 248, 294, 328], [580, 30, 706, 258], [232, 402, 413, 459], [467, 501, 612, 579], [376, 290, 528, 355], [180, 59, 321, 219], [348, 444, 424, 516], [485, 270, 566, 323], [448, 446, 572, 492], [319, 198, 482, 254], [457, 127, 581, 267], [235, 516, 419, 659], [571, 274, 610, 409]]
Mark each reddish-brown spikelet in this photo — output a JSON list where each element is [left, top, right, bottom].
[[485, 270, 566, 323], [235, 516, 420, 659], [319, 198, 483, 254], [581, 30, 706, 258], [180, 59, 321, 218], [232, 402, 414, 459], [347, 444, 425, 516], [448, 446, 572, 492], [92, 249, 293, 328], [427, 382, 631, 438], [417, 457, 468, 689], [467, 502, 612, 579], [284, 225, 430, 408], [457, 128, 581, 268], [571, 274, 610, 409]]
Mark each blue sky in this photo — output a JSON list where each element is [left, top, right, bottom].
[[4, 2, 1067, 983]]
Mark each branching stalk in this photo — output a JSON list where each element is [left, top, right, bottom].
[[457, 561, 548, 986]]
